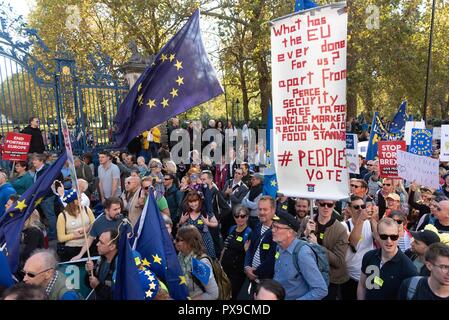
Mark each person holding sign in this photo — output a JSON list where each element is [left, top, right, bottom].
[[301, 200, 349, 300]]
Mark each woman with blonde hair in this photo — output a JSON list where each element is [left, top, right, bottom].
[[175, 225, 219, 300], [56, 189, 95, 261]]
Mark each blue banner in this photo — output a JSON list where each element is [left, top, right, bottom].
[[409, 128, 433, 157]]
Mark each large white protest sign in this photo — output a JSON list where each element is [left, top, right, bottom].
[[440, 125, 449, 161], [346, 134, 359, 174], [396, 150, 439, 189], [404, 120, 425, 145], [271, 3, 348, 200]]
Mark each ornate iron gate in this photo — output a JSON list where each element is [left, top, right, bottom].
[[0, 7, 128, 155]]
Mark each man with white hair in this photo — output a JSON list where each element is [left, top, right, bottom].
[[22, 249, 80, 300]]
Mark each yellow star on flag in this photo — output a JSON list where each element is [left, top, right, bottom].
[[147, 99, 156, 109], [148, 274, 155, 282], [144, 270, 152, 277], [175, 76, 184, 86], [161, 98, 169, 108], [146, 290, 153, 298], [138, 83, 142, 92], [142, 258, 151, 267], [160, 53, 168, 62], [266, 150, 271, 157], [179, 276, 187, 285], [170, 88, 178, 98], [149, 282, 157, 290], [271, 180, 277, 187], [34, 197, 44, 206], [174, 60, 183, 70], [169, 53, 175, 62], [15, 199, 27, 211], [266, 163, 271, 169], [152, 254, 162, 264], [372, 133, 380, 144], [137, 94, 143, 106]]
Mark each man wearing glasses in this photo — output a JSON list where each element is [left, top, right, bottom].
[[358, 217, 418, 300], [272, 211, 328, 300], [399, 242, 449, 300], [22, 249, 80, 300], [422, 200, 449, 234], [21, 117, 45, 154], [364, 160, 381, 198], [240, 196, 276, 300], [85, 229, 119, 300], [375, 178, 401, 219], [302, 199, 349, 300], [341, 195, 378, 300]]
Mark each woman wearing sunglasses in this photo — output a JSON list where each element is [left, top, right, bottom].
[[175, 225, 219, 300], [390, 211, 412, 252], [219, 206, 252, 300]]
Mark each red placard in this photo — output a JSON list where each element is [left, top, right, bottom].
[[378, 141, 407, 178], [2, 132, 31, 161]]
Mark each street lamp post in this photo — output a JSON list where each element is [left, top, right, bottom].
[[423, 0, 437, 122]]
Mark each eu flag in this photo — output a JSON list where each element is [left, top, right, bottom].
[[114, 9, 223, 148], [295, 0, 318, 11], [263, 104, 278, 198], [389, 101, 407, 134], [191, 257, 211, 287], [365, 113, 404, 160], [132, 191, 189, 300], [0, 152, 67, 273], [0, 249, 14, 288], [113, 221, 145, 300]]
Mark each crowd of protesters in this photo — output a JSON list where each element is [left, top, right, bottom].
[[0, 116, 449, 301]]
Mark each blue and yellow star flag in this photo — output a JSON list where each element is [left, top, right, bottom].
[[113, 221, 145, 300], [365, 113, 404, 160], [295, 0, 318, 11], [192, 257, 211, 287], [0, 152, 67, 273], [389, 101, 407, 134], [132, 191, 189, 300], [114, 9, 223, 148], [263, 104, 278, 198]]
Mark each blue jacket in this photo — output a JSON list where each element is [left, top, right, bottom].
[[0, 182, 17, 217], [244, 222, 276, 279]]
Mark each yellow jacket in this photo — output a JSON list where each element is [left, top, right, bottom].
[[151, 127, 161, 143], [142, 131, 149, 149]]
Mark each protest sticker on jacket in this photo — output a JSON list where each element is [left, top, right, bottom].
[[378, 141, 406, 178], [440, 125, 449, 161], [271, 3, 348, 200], [397, 150, 439, 189], [409, 129, 433, 157], [346, 134, 359, 174]]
